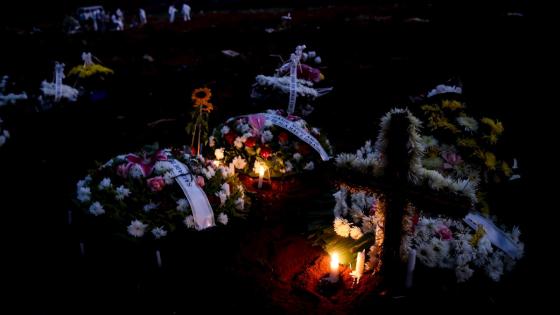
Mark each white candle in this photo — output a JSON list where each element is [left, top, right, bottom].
[[354, 250, 365, 283], [405, 249, 416, 288], [329, 252, 340, 282], [257, 164, 265, 189]]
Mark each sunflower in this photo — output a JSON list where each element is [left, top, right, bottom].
[[193, 101, 214, 113], [192, 87, 212, 104]]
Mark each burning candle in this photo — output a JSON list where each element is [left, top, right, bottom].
[[257, 164, 265, 189], [329, 252, 340, 282], [352, 250, 365, 283]]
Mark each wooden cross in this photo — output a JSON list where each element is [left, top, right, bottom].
[[337, 110, 472, 291]]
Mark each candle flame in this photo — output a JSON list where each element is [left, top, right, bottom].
[[330, 252, 339, 270], [256, 164, 266, 177]]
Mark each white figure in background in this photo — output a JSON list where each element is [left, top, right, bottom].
[[169, 5, 177, 23], [116, 8, 124, 21], [111, 14, 124, 31], [181, 3, 191, 21], [139, 8, 147, 25], [81, 52, 93, 66]]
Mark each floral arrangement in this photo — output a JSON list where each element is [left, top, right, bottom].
[[0, 117, 9, 148], [186, 87, 214, 155], [335, 108, 477, 203], [40, 63, 79, 104], [416, 85, 513, 185], [1, 75, 28, 107], [73, 146, 250, 241], [208, 109, 333, 177], [251, 46, 331, 116], [68, 53, 114, 79], [324, 187, 523, 283], [401, 215, 523, 282]]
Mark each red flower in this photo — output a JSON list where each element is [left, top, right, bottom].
[[437, 225, 453, 240], [224, 132, 237, 145], [278, 132, 289, 144], [260, 147, 272, 159], [244, 137, 257, 148]]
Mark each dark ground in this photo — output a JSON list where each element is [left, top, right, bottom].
[[0, 1, 546, 313]]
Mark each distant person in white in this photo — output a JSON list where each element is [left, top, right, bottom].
[[181, 3, 191, 21], [168, 5, 177, 23], [111, 14, 124, 31], [139, 8, 147, 25]]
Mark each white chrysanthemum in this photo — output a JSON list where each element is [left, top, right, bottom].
[[417, 243, 437, 268], [456, 116, 479, 132], [184, 215, 195, 229], [485, 253, 504, 281], [284, 161, 293, 173], [427, 84, 462, 97], [233, 137, 243, 149], [143, 202, 159, 212], [151, 227, 168, 239], [430, 238, 450, 259], [163, 172, 174, 185], [221, 183, 231, 197], [351, 192, 367, 210], [76, 177, 90, 189], [203, 166, 216, 179], [332, 189, 348, 217], [261, 130, 273, 143], [176, 198, 190, 212], [221, 126, 230, 135], [421, 136, 439, 147], [88, 201, 105, 216], [303, 161, 314, 171], [208, 136, 216, 147], [217, 213, 229, 225], [154, 161, 172, 174], [77, 187, 92, 203], [235, 197, 245, 210], [232, 156, 247, 169], [216, 191, 227, 206], [98, 177, 112, 190], [293, 153, 302, 161], [115, 185, 131, 200], [477, 236, 493, 256], [349, 226, 364, 240], [455, 265, 474, 282], [335, 153, 356, 166], [127, 220, 148, 237], [214, 148, 225, 160], [333, 217, 351, 237], [238, 123, 251, 134], [0, 135, 6, 147], [129, 164, 145, 178], [264, 119, 273, 127]]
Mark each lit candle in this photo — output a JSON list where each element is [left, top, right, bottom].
[[405, 249, 416, 288], [257, 164, 265, 189], [352, 250, 365, 283], [329, 252, 340, 282]]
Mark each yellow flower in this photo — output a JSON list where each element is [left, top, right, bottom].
[[193, 101, 214, 113], [484, 152, 497, 170], [421, 104, 441, 113], [192, 87, 212, 104], [68, 64, 114, 78], [457, 138, 479, 149], [501, 161, 512, 177], [470, 225, 486, 247], [481, 117, 504, 135], [442, 99, 465, 110]]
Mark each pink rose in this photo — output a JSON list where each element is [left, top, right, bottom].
[[196, 176, 205, 187], [147, 176, 165, 192], [437, 225, 453, 240]]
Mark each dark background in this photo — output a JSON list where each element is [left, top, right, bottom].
[[0, 0, 546, 313]]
